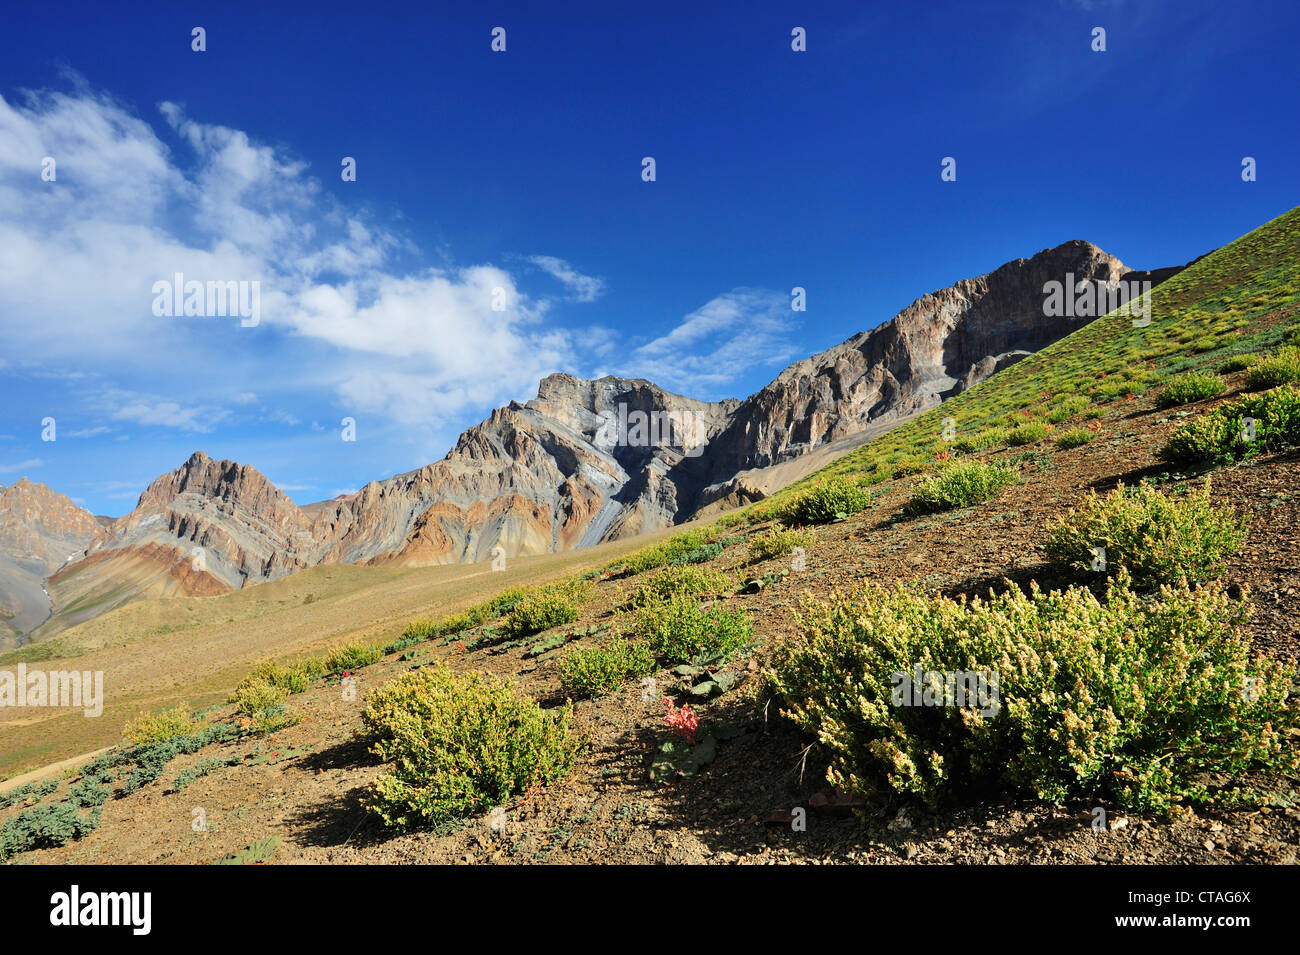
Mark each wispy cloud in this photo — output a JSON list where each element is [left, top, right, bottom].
[[621, 288, 799, 396], [0, 458, 43, 474], [527, 255, 606, 303]]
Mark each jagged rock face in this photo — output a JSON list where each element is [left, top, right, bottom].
[[19, 240, 1190, 640], [0, 478, 105, 643], [700, 240, 1133, 476], [102, 452, 319, 587]]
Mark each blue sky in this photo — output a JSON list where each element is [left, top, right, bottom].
[[1, 0, 1296, 515]]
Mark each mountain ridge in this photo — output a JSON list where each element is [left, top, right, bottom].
[[7, 238, 1194, 643]]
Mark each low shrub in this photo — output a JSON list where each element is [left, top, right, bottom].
[[1054, 427, 1095, 449], [1159, 384, 1300, 464], [0, 778, 59, 810], [361, 663, 581, 827], [891, 459, 927, 479], [767, 574, 1298, 814], [784, 477, 872, 524], [960, 426, 1012, 452], [1007, 422, 1048, 446], [324, 641, 384, 673], [558, 638, 656, 698], [628, 565, 728, 608], [1046, 397, 1090, 424], [123, 705, 194, 747], [1156, 371, 1225, 409], [0, 802, 102, 861], [245, 660, 312, 695], [232, 680, 288, 716], [1217, 354, 1257, 374], [904, 460, 1019, 516], [1245, 349, 1300, 390], [621, 529, 713, 575], [748, 526, 813, 562], [504, 581, 587, 636], [630, 593, 752, 665], [1045, 480, 1247, 588]]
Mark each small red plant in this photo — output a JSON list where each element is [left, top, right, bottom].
[[664, 698, 699, 745], [934, 450, 951, 462]]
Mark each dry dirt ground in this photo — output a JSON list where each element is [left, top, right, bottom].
[[5, 369, 1300, 865]]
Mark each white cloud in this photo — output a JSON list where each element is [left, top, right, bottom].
[[527, 255, 605, 303], [0, 84, 580, 431], [106, 393, 229, 432], [622, 288, 798, 395], [0, 458, 43, 474]]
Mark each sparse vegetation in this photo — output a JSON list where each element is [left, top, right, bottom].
[[361, 663, 581, 827], [630, 593, 752, 665], [558, 637, 656, 698], [1046, 480, 1247, 588], [768, 574, 1298, 814], [123, 705, 195, 747], [748, 525, 813, 562], [1156, 371, 1225, 409], [904, 460, 1019, 516]]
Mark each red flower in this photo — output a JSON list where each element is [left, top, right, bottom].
[[663, 698, 699, 745]]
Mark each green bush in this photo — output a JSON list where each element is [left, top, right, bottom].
[[748, 525, 813, 562], [621, 529, 713, 574], [953, 426, 1012, 454], [1160, 384, 1300, 464], [1245, 349, 1300, 390], [245, 660, 312, 695], [1156, 371, 1225, 409], [1007, 422, 1048, 446], [0, 778, 59, 810], [361, 664, 581, 827], [1045, 480, 1246, 588], [767, 574, 1298, 814], [630, 593, 752, 665], [325, 641, 384, 673], [0, 802, 102, 861], [904, 460, 1019, 516], [504, 581, 587, 636], [891, 459, 927, 479], [233, 680, 288, 716], [123, 705, 195, 746], [1217, 354, 1257, 374], [628, 565, 728, 608], [1053, 427, 1095, 449], [558, 638, 656, 698], [784, 477, 872, 524], [1046, 397, 1090, 424]]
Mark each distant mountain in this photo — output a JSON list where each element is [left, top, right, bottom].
[[14, 239, 1193, 641], [0, 479, 106, 645]]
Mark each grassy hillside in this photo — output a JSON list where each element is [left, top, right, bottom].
[[745, 205, 1300, 510]]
